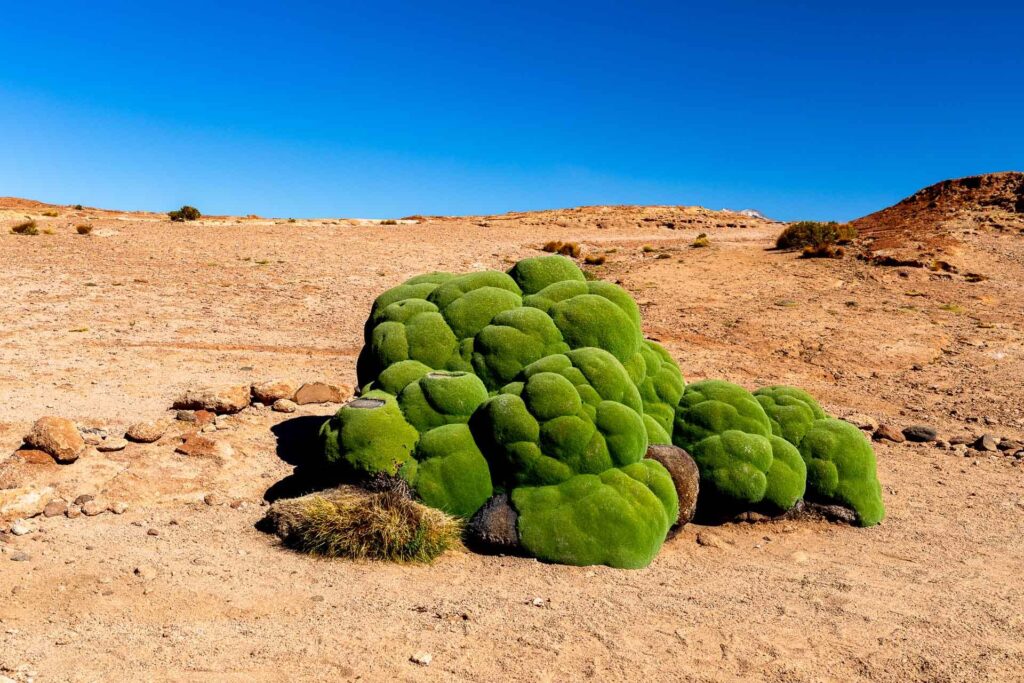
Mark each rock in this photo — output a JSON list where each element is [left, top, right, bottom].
[[873, 424, 905, 443], [126, 419, 170, 443], [466, 493, 521, 553], [9, 551, 30, 562], [10, 520, 32, 536], [74, 494, 95, 506], [193, 410, 215, 426], [902, 425, 938, 442], [644, 444, 700, 531], [790, 550, 810, 564], [147, 528, 159, 536], [410, 652, 433, 667], [973, 434, 999, 452], [173, 384, 251, 414], [23, 416, 85, 463], [43, 500, 67, 517], [81, 499, 106, 516], [203, 492, 226, 507], [252, 378, 299, 404], [109, 501, 129, 514], [294, 382, 352, 405], [696, 531, 730, 549], [949, 434, 975, 445], [214, 414, 231, 428], [272, 398, 298, 413], [66, 504, 82, 519], [845, 413, 879, 432], [175, 434, 234, 460], [96, 437, 128, 452], [134, 564, 157, 580], [998, 439, 1021, 452], [175, 409, 196, 422]]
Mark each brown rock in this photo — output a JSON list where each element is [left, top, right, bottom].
[[466, 493, 520, 553], [644, 444, 700, 530], [294, 382, 352, 405], [66, 504, 82, 519], [73, 494, 95, 506], [272, 398, 298, 413], [173, 384, 251, 414], [81, 499, 106, 516], [125, 419, 170, 443], [845, 413, 879, 432], [252, 378, 299, 404], [873, 424, 906, 443], [23, 416, 85, 463], [96, 437, 128, 452], [175, 434, 234, 460], [973, 434, 999, 452]]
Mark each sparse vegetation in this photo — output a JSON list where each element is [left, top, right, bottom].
[[642, 244, 656, 253], [541, 240, 581, 258], [776, 221, 857, 251], [800, 243, 845, 259], [76, 224, 94, 235], [11, 220, 39, 235], [380, 219, 398, 225], [272, 487, 463, 563], [168, 205, 201, 222], [691, 233, 710, 248], [584, 254, 606, 265], [42, 210, 59, 218], [73, 204, 84, 210]]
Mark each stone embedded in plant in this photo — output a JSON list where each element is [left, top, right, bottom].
[[753, 385, 827, 447], [511, 460, 677, 569], [319, 391, 420, 483], [798, 418, 885, 526]]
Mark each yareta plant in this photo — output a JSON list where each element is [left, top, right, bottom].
[[320, 254, 885, 569]]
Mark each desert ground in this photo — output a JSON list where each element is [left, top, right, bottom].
[[1, 196, 1023, 682]]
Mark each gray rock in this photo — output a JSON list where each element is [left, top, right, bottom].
[[974, 434, 999, 452], [9, 551, 30, 562], [96, 437, 128, 452], [902, 425, 938, 442], [466, 494, 521, 553], [998, 439, 1021, 452]]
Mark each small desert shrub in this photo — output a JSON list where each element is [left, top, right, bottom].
[[269, 487, 462, 563], [168, 205, 201, 222], [11, 220, 38, 235], [42, 228, 55, 235], [76, 224, 94, 235], [380, 219, 398, 225], [73, 204, 84, 210], [691, 233, 710, 248], [641, 244, 656, 253], [776, 221, 857, 250], [584, 254, 606, 266], [800, 243, 845, 259], [41, 210, 59, 217], [541, 240, 581, 258]]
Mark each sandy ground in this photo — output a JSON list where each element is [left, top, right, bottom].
[[1, 205, 1023, 682]]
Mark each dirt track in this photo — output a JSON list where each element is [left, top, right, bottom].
[[1, 204, 1023, 682]]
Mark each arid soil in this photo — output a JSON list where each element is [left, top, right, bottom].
[[1, 197, 1023, 682]]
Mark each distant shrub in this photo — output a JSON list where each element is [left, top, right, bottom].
[[542, 240, 581, 258], [41, 210, 59, 217], [800, 243, 845, 259], [776, 221, 857, 251], [287, 218, 296, 223], [73, 204, 84, 210], [11, 220, 38, 235], [641, 244, 656, 253], [691, 233, 710, 248], [380, 219, 398, 225], [76, 224, 94, 235], [168, 205, 201, 222], [584, 254, 606, 265]]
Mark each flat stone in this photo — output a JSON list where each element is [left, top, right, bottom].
[[272, 398, 298, 413], [998, 439, 1021, 452], [873, 424, 905, 443], [696, 531, 730, 549], [10, 520, 32, 536], [251, 378, 299, 404], [173, 384, 251, 414], [9, 551, 30, 562], [96, 437, 128, 452], [23, 416, 85, 463], [410, 652, 433, 667], [109, 501, 129, 514], [974, 434, 999, 452], [294, 382, 352, 405], [81, 499, 106, 516], [902, 425, 938, 442], [126, 419, 170, 443], [845, 413, 879, 432], [43, 500, 67, 517]]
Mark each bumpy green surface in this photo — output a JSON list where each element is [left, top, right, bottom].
[[511, 460, 678, 569], [636, 341, 685, 436], [413, 424, 493, 517], [798, 418, 885, 526], [507, 254, 586, 295], [319, 390, 420, 482], [754, 386, 828, 447], [398, 371, 489, 433], [471, 307, 569, 391], [674, 380, 805, 512]]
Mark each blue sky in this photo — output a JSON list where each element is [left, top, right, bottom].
[[1, 1, 1021, 220]]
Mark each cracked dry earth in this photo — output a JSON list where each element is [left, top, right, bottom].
[[1, 205, 1023, 682]]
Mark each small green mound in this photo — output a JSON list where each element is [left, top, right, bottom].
[[507, 254, 586, 295], [319, 392, 420, 482], [414, 424, 493, 517], [271, 487, 463, 563], [397, 371, 489, 432], [798, 418, 885, 526], [753, 385, 827, 447]]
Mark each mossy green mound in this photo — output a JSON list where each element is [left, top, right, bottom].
[[508, 254, 586, 295], [798, 418, 885, 526], [414, 424, 493, 518], [398, 371, 489, 433], [511, 459, 678, 569], [471, 307, 569, 391], [319, 391, 420, 483], [754, 385, 827, 446], [636, 341, 685, 436]]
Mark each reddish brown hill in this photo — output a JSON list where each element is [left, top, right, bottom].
[[852, 172, 1024, 257]]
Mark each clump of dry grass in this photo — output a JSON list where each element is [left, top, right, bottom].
[[41, 210, 59, 217], [691, 233, 710, 248], [11, 220, 38, 235], [76, 224, 94, 235], [542, 240, 581, 258], [800, 242, 845, 259], [266, 486, 462, 563], [584, 254, 606, 265]]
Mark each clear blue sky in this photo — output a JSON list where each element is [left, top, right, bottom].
[[1, 1, 1021, 220]]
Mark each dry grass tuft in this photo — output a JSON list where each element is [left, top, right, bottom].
[[800, 243, 845, 259], [541, 240, 581, 258], [11, 220, 39, 235], [584, 254, 606, 265], [76, 224, 94, 235], [777, 221, 857, 251], [691, 233, 710, 248], [267, 486, 462, 563]]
